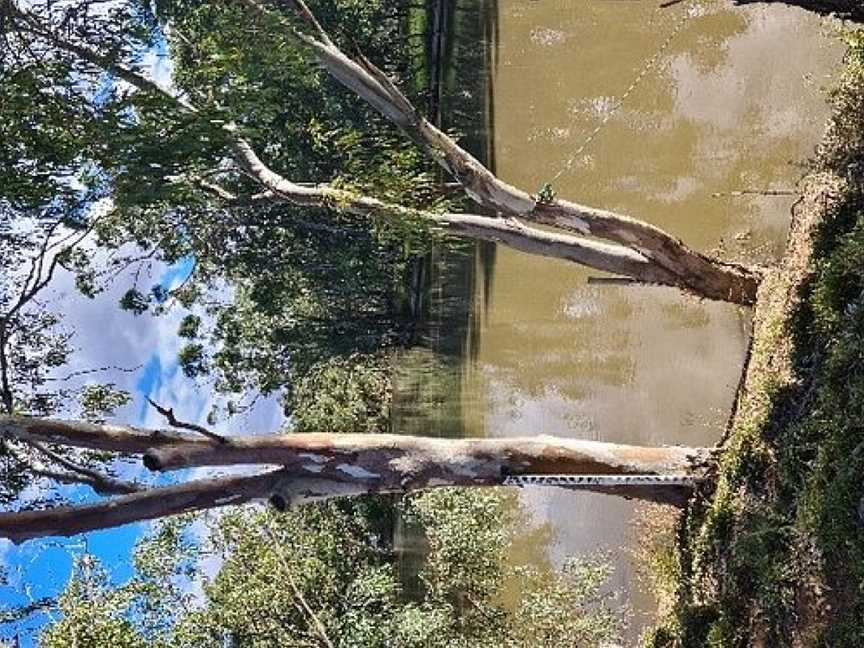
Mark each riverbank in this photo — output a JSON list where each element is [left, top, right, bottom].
[[647, 31, 864, 647]]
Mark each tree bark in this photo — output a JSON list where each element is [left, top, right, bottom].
[[0, 466, 698, 543], [142, 432, 707, 481], [2, 416, 707, 483], [0, 415, 709, 541], [213, 142, 685, 287], [238, 0, 760, 304]]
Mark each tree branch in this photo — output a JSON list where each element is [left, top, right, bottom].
[[210, 147, 682, 287], [0, 414, 208, 454], [239, 0, 760, 304], [147, 398, 227, 443], [0, 469, 290, 544], [26, 440, 143, 495]]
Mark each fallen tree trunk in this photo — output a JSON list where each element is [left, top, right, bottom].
[[142, 432, 707, 482], [0, 415, 709, 541], [1, 416, 709, 482]]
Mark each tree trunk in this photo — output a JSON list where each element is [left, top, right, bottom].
[[0, 415, 709, 541], [141, 431, 706, 480], [239, 0, 760, 304]]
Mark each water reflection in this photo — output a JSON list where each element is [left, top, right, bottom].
[[392, 0, 841, 636]]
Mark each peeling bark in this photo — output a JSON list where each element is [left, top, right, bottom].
[[142, 432, 708, 482], [1, 417, 708, 483], [201, 151, 684, 287]]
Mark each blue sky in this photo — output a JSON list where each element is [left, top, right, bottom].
[[0, 259, 193, 644], [0, 16, 283, 644], [0, 252, 287, 645]]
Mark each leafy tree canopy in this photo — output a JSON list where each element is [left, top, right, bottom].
[[41, 492, 624, 647]]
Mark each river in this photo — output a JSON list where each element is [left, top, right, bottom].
[[392, 0, 843, 638]]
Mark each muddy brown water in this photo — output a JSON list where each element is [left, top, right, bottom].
[[392, 0, 842, 639]]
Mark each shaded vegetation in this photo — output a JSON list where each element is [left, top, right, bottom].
[[734, 0, 864, 22]]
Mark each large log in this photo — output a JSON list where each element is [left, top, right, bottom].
[[142, 433, 708, 486]]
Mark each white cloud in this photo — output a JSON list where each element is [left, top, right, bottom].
[[139, 46, 175, 93]]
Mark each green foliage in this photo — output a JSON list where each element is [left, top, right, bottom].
[[178, 343, 208, 378], [3, 0, 458, 419], [79, 384, 132, 423], [509, 557, 621, 646], [535, 182, 556, 204], [40, 556, 146, 648], [289, 353, 392, 434], [405, 489, 512, 604], [41, 492, 624, 648], [177, 314, 201, 339], [119, 289, 150, 315]]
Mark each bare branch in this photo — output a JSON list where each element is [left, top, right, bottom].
[[1, 414, 208, 454], [146, 398, 227, 444], [0, 596, 54, 625], [0, 469, 290, 544], [27, 440, 143, 495], [275, 0, 333, 46], [0, 459, 698, 543], [44, 363, 143, 383], [222, 141, 683, 286], [262, 518, 336, 648]]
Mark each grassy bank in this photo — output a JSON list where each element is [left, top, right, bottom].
[[647, 32, 864, 647]]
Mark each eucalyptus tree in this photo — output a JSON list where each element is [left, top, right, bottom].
[[0, 50, 151, 504], [0, 0, 753, 542]]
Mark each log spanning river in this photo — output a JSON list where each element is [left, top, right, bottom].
[[390, 0, 843, 638]]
